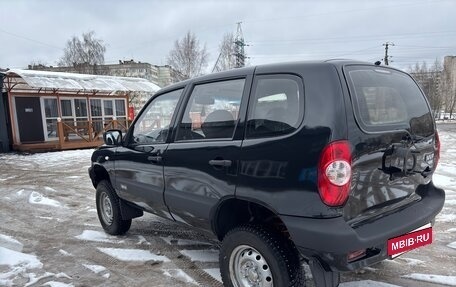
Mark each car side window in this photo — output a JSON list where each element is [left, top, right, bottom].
[[246, 75, 303, 138], [176, 79, 245, 141], [132, 89, 183, 144]]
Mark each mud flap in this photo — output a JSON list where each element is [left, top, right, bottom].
[[119, 200, 143, 220], [309, 257, 340, 287]]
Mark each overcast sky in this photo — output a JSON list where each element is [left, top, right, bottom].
[[1, 0, 455, 72]]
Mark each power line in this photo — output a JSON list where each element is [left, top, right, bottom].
[[249, 30, 456, 46], [0, 28, 62, 50]]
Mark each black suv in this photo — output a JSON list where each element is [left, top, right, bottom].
[[89, 60, 445, 287]]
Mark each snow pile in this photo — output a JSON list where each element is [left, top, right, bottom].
[[28, 191, 62, 207], [162, 269, 198, 285], [97, 247, 170, 262], [402, 273, 456, 286]]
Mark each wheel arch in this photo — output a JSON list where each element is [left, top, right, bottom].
[[212, 197, 291, 241], [90, 164, 111, 188]]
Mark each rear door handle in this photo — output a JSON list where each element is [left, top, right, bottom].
[[147, 156, 162, 163], [209, 159, 232, 167]]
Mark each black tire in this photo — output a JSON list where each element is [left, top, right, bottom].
[[220, 224, 305, 287], [96, 180, 131, 235]]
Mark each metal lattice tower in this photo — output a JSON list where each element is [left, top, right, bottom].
[[234, 22, 247, 68]]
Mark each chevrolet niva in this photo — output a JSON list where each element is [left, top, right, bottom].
[[89, 60, 445, 287]]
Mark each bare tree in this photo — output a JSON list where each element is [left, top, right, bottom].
[[167, 31, 208, 81], [409, 59, 443, 116], [213, 32, 236, 72], [58, 31, 106, 73]]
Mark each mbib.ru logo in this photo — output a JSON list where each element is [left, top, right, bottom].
[[387, 227, 432, 257]]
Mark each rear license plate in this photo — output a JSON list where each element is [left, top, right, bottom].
[[387, 224, 432, 258]]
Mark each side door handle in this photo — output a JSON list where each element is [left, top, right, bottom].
[[209, 159, 232, 167], [147, 155, 162, 164]]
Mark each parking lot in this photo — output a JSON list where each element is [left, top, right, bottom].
[[0, 123, 455, 287]]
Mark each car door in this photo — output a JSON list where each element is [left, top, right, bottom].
[[164, 76, 251, 230], [113, 88, 184, 218]]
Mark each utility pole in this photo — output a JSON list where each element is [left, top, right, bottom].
[[234, 22, 247, 68], [383, 42, 395, 65]]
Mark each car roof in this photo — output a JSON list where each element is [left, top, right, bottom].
[[159, 59, 380, 93]]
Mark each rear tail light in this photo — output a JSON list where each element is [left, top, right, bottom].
[[318, 140, 352, 206], [434, 130, 440, 169]]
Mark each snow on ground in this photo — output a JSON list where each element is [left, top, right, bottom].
[[203, 268, 222, 282], [29, 191, 62, 207], [161, 236, 211, 246], [162, 269, 198, 285], [97, 247, 170, 262], [0, 246, 43, 286], [0, 125, 455, 286], [75, 230, 120, 243], [433, 174, 456, 190], [0, 234, 23, 252], [58, 249, 71, 256], [180, 249, 219, 262], [437, 213, 456, 223], [340, 280, 402, 287], [402, 274, 456, 286], [395, 257, 425, 266], [24, 272, 72, 287], [448, 242, 456, 250], [82, 264, 107, 274], [41, 281, 74, 287], [0, 246, 42, 268]]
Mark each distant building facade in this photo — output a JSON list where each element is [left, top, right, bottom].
[[28, 60, 178, 88], [443, 56, 456, 97]]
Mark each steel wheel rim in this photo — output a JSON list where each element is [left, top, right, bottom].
[[99, 192, 113, 225], [229, 244, 273, 287]]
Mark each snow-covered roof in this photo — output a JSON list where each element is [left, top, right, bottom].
[[5, 69, 161, 93]]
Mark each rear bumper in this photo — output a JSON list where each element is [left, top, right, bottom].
[[281, 182, 445, 271]]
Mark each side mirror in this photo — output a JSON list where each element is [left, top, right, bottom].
[[103, 130, 123, 146]]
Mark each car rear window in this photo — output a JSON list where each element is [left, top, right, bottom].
[[346, 66, 434, 136]]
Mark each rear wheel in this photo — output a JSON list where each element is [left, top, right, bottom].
[[220, 225, 305, 287], [96, 180, 131, 235]]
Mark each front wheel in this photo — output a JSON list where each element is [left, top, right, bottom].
[[96, 180, 131, 235], [220, 225, 305, 287]]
